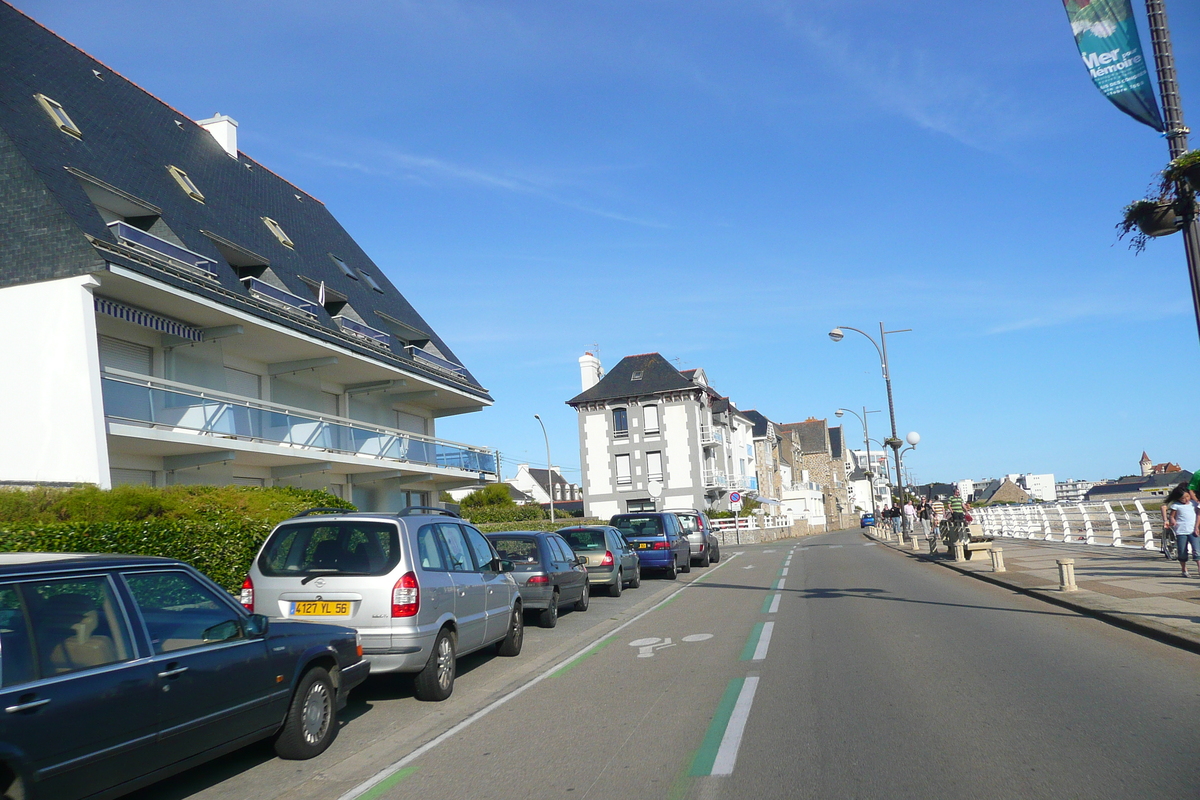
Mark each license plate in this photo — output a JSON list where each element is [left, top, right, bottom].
[[637, 543, 651, 549], [293, 601, 350, 617]]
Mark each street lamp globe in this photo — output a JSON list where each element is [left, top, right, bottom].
[[834, 409, 844, 417], [906, 431, 920, 446], [828, 328, 845, 342]]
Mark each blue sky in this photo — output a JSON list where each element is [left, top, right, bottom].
[[17, 0, 1200, 486]]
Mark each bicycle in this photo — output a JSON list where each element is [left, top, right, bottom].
[[1162, 530, 1178, 560], [941, 516, 968, 553]]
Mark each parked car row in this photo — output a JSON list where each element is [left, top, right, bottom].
[[0, 506, 724, 800]]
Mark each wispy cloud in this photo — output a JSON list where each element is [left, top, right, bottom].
[[301, 145, 668, 228]]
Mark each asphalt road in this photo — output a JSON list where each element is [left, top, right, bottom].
[[130, 529, 1200, 800]]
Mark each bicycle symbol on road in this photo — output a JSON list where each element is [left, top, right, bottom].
[[629, 634, 713, 658]]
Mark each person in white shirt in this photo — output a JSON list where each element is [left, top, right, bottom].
[[1165, 483, 1200, 577]]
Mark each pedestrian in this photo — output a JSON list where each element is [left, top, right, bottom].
[[888, 505, 901, 537], [902, 499, 917, 538], [918, 500, 932, 540], [1164, 482, 1200, 577], [945, 490, 967, 547]]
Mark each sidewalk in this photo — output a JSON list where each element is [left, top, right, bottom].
[[868, 527, 1200, 653]]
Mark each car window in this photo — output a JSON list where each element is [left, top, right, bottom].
[[416, 524, 447, 571], [124, 571, 244, 654], [558, 529, 606, 551], [676, 514, 699, 533], [462, 526, 497, 571], [0, 585, 35, 687], [488, 537, 539, 564], [612, 515, 664, 538], [17, 576, 132, 679], [258, 521, 400, 576], [435, 523, 473, 573]]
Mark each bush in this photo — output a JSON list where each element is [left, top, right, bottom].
[[0, 485, 354, 593], [475, 519, 606, 533], [460, 484, 517, 510], [461, 504, 545, 524]]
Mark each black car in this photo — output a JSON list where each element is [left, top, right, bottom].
[[0, 553, 369, 800]]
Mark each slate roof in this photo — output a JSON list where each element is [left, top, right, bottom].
[[526, 467, 570, 494], [1085, 471, 1191, 499], [780, 419, 829, 455], [0, 2, 488, 399], [566, 353, 695, 405], [743, 409, 771, 439]]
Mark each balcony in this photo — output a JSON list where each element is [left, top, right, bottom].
[[405, 345, 466, 377], [242, 277, 321, 319], [333, 315, 390, 349], [699, 425, 724, 447], [107, 221, 217, 280], [101, 371, 496, 476], [702, 469, 728, 489]]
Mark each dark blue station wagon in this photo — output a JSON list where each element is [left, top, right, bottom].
[[0, 554, 369, 800]]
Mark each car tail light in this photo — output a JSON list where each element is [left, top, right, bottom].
[[355, 631, 363, 659], [392, 571, 419, 617], [240, 576, 254, 611], [600, 550, 614, 566], [526, 575, 550, 585], [651, 541, 670, 550]]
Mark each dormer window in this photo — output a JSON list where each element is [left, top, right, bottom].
[[167, 165, 204, 202], [330, 253, 356, 279], [359, 270, 384, 293], [262, 217, 294, 248], [631, 370, 644, 381], [34, 94, 81, 138]]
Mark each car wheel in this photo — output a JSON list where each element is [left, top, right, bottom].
[[538, 591, 559, 628], [630, 562, 642, 588], [681, 554, 692, 574], [414, 628, 456, 701], [497, 605, 524, 657], [711, 542, 720, 563], [609, 570, 623, 597], [574, 580, 590, 612], [274, 666, 337, 759], [699, 548, 711, 568], [665, 560, 677, 580]]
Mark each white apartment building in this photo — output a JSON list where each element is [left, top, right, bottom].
[[566, 353, 756, 519], [1005, 473, 1057, 502], [0, 9, 496, 509]]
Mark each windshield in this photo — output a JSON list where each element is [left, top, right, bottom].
[[559, 529, 607, 551], [611, 516, 664, 538], [489, 537, 540, 564], [258, 520, 400, 577], [676, 514, 699, 532]]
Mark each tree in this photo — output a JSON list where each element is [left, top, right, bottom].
[[460, 484, 516, 510]]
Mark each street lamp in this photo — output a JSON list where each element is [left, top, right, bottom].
[[835, 407, 881, 518], [533, 414, 554, 522], [829, 322, 911, 508], [896, 431, 920, 500]]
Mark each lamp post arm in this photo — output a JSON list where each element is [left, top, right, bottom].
[[534, 414, 554, 522]]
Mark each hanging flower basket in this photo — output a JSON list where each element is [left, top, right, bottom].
[[1117, 200, 1182, 253], [1163, 150, 1200, 193]]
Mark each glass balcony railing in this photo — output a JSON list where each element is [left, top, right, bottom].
[[242, 277, 321, 318], [405, 345, 466, 377], [333, 315, 390, 347], [101, 373, 497, 475], [107, 221, 217, 279]]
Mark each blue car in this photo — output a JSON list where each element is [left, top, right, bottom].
[[609, 512, 692, 579], [860, 513, 876, 528]]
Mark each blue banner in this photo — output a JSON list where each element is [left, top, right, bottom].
[[1063, 0, 1163, 131]]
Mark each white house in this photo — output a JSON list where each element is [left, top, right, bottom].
[[509, 464, 582, 506], [0, 6, 496, 510]]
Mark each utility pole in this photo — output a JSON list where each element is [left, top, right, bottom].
[[1145, 0, 1200, 343]]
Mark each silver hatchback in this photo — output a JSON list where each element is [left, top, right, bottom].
[[245, 507, 523, 701]]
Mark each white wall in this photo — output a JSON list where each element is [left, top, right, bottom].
[[664, 405, 692, 488], [0, 276, 110, 487]]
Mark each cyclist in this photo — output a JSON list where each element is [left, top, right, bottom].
[[944, 490, 968, 549]]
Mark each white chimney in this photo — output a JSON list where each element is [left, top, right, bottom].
[[197, 113, 239, 158], [579, 352, 602, 391]]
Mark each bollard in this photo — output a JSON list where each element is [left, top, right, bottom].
[[990, 547, 1006, 573], [1057, 558, 1077, 591], [911, 532, 922, 552], [953, 542, 966, 562]]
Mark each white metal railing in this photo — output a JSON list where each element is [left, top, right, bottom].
[[975, 501, 1167, 551], [702, 469, 728, 488], [710, 515, 790, 531], [700, 425, 724, 446]]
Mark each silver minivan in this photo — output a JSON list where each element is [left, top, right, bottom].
[[244, 507, 523, 701]]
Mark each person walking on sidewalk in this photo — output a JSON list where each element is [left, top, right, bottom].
[[902, 500, 917, 538], [1165, 483, 1200, 577]]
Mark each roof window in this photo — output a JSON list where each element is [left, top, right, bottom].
[[34, 94, 81, 138], [359, 270, 384, 293], [631, 370, 644, 381], [167, 166, 204, 203], [262, 217, 294, 248], [330, 254, 356, 279]]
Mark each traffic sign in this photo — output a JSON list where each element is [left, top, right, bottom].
[[729, 491, 741, 504]]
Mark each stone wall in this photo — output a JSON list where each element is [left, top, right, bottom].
[[712, 519, 827, 546]]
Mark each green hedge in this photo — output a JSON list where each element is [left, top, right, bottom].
[[460, 504, 545, 524], [474, 519, 605, 533], [0, 485, 354, 593]]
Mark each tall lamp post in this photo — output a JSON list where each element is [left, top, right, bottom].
[[829, 322, 911, 508], [835, 407, 881, 518], [897, 432, 920, 499], [533, 414, 554, 522]]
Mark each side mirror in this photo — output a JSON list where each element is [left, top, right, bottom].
[[498, 559, 515, 573], [245, 614, 269, 638], [573, 557, 586, 567]]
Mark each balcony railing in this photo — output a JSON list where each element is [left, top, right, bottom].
[[333, 315, 390, 348], [107, 221, 217, 280], [700, 425, 724, 446], [101, 371, 496, 475], [405, 345, 466, 377], [702, 469, 728, 488], [242, 278, 321, 319]]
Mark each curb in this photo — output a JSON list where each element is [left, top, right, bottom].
[[864, 531, 1200, 657]]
